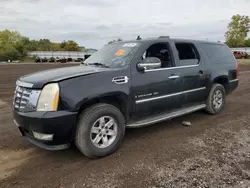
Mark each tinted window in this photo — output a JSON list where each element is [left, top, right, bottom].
[[200, 43, 235, 64], [141, 43, 173, 69], [175, 43, 199, 66]]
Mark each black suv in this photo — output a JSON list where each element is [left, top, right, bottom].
[[13, 37, 239, 158]]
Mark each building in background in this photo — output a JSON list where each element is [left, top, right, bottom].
[[28, 48, 97, 60]]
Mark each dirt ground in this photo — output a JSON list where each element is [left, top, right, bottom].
[[0, 64, 250, 188]]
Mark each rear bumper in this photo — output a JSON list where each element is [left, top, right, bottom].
[[13, 110, 78, 150], [228, 79, 239, 94]]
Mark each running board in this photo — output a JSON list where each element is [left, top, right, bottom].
[[126, 104, 206, 128]]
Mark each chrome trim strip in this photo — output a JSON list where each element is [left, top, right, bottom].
[[16, 80, 34, 88], [182, 87, 206, 94], [145, 64, 199, 72], [136, 91, 182, 104], [127, 104, 206, 128], [229, 79, 238, 83], [168, 75, 179, 79], [136, 87, 206, 104]]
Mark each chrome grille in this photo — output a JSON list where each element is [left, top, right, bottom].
[[13, 86, 41, 112], [14, 86, 31, 111]]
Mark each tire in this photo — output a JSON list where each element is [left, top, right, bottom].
[[75, 103, 125, 158], [205, 83, 226, 114]]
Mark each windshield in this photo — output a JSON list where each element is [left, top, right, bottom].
[[83, 42, 141, 68]]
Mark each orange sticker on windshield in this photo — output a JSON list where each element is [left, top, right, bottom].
[[115, 49, 125, 56]]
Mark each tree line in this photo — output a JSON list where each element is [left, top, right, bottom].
[[0, 29, 83, 61]]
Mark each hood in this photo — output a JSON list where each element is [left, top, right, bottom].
[[18, 65, 108, 88]]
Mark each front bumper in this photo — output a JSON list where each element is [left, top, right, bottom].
[[13, 110, 78, 151]]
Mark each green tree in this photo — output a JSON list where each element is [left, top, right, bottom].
[[37, 39, 52, 51], [244, 38, 250, 47], [0, 29, 26, 60], [51, 43, 61, 51], [108, 38, 122, 44], [60, 40, 67, 49], [28, 40, 39, 51], [225, 14, 250, 47], [0, 29, 21, 45], [0, 43, 19, 60], [14, 36, 30, 58], [63, 40, 80, 51], [79, 46, 86, 51]]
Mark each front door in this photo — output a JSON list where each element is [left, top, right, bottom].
[[130, 42, 184, 116]]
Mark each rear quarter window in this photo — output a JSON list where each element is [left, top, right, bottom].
[[200, 43, 235, 64]]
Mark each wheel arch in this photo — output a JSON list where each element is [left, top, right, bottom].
[[76, 92, 130, 122], [212, 75, 229, 94]]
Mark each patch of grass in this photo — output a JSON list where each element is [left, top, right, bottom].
[[21, 57, 35, 63], [237, 59, 250, 65]]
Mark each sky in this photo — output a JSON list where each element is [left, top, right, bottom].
[[1, 0, 250, 49]]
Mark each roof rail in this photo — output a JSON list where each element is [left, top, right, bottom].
[[158, 36, 170, 39]]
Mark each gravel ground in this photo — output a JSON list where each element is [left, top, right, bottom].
[[0, 64, 250, 188]]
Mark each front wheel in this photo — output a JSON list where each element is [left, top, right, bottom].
[[75, 103, 125, 158], [205, 83, 226, 114]]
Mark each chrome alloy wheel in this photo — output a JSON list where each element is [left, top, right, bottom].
[[90, 116, 118, 149], [213, 90, 223, 109]]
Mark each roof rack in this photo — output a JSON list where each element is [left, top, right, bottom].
[[158, 36, 170, 39]]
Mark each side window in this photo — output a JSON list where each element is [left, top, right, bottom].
[[141, 43, 173, 69], [175, 43, 199, 66], [200, 43, 235, 64]]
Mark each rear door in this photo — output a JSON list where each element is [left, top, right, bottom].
[[171, 42, 210, 105]]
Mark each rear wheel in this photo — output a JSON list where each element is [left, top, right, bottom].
[[75, 103, 125, 158], [205, 83, 226, 114]]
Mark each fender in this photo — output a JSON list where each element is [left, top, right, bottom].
[[76, 91, 130, 109], [212, 75, 229, 83], [76, 91, 132, 121], [211, 75, 230, 93], [58, 68, 131, 112]]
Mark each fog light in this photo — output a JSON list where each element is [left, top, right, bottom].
[[33, 131, 53, 141]]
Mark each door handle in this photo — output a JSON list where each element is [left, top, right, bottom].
[[199, 70, 204, 75], [168, 75, 179, 79]]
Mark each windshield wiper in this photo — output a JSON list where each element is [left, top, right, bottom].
[[88, 62, 110, 68]]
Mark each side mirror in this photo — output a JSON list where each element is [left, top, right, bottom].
[[137, 57, 161, 72]]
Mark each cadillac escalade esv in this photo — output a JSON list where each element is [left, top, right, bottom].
[[13, 36, 239, 158]]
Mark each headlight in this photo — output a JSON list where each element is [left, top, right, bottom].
[[37, 83, 59, 111]]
